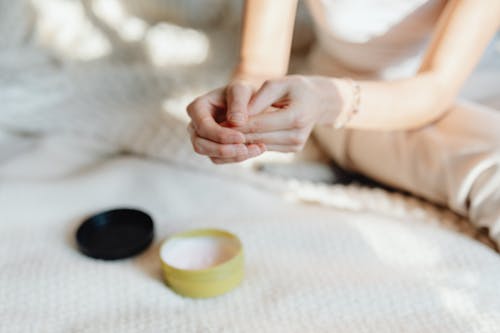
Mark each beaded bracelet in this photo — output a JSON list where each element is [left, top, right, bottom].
[[334, 78, 361, 129]]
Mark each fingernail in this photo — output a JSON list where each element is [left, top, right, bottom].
[[248, 145, 260, 156], [228, 113, 245, 124], [236, 145, 248, 155], [230, 133, 244, 143]]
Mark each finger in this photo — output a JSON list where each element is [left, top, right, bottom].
[[244, 129, 307, 145], [263, 144, 303, 153], [186, 88, 226, 116], [248, 80, 290, 116], [189, 122, 246, 158], [192, 135, 250, 158], [202, 87, 226, 109], [187, 122, 195, 141], [187, 95, 244, 144], [210, 144, 264, 164], [210, 144, 265, 164], [226, 82, 253, 126], [236, 107, 306, 134]]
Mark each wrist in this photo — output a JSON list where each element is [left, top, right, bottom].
[[336, 77, 355, 119], [333, 78, 361, 129], [230, 72, 263, 90], [232, 64, 283, 89], [316, 77, 352, 125]]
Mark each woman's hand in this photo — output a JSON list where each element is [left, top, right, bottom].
[[186, 81, 266, 164], [187, 75, 346, 164], [235, 75, 345, 153]]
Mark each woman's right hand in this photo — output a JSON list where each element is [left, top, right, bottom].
[[186, 81, 266, 164]]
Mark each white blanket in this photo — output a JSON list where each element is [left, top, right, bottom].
[[2, 155, 500, 332], [2, 1, 500, 332]]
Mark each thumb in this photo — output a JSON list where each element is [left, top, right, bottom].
[[226, 82, 253, 127]]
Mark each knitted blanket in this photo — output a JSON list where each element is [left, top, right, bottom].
[[1, 1, 500, 332]]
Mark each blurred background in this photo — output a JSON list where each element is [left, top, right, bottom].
[[1, 0, 499, 177], [0, 0, 322, 178]]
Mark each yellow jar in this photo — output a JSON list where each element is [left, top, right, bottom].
[[159, 228, 244, 298]]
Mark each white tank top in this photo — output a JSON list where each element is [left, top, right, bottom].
[[305, 0, 447, 79]]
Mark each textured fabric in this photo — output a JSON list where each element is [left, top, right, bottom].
[[0, 0, 241, 174], [305, 0, 500, 241], [314, 101, 500, 239], [2, 156, 500, 333], [306, 0, 446, 79]]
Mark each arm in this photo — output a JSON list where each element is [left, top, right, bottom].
[[231, 0, 500, 154], [185, 0, 297, 164], [347, 0, 500, 130], [188, 0, 500, 162], [233, 0, 297, 82]]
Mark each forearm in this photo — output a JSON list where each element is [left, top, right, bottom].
[[234, 0, 297, 81], [338, 73, 451, 130], [341, 0, 500, 131]]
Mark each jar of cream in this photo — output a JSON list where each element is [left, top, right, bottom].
[[160, 228, 244, 298]]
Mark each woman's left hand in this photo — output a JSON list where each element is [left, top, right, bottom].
[[236, 75, 345, 154]]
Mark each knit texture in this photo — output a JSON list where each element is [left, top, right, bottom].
[[2, 156, 500, 333]]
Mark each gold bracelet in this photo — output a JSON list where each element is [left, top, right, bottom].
[[334, 78, 361, 129]]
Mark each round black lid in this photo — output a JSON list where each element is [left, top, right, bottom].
[[76, 208, 154, 260]]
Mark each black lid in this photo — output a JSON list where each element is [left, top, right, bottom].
[[76, 208, 154, 260]]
